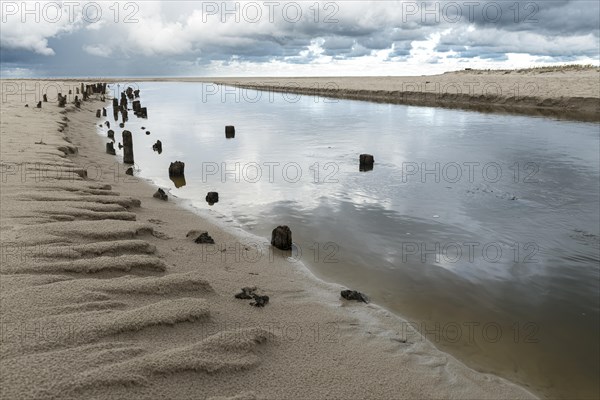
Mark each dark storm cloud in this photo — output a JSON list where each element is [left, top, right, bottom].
[[460, 0, 599, 35]]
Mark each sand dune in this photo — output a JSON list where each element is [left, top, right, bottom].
[[0, 80, 538, 399]]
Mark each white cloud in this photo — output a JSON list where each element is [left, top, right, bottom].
[[0, 0, 86, 55], [83, 44, 112, 57]]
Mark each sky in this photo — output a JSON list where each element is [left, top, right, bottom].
[[1, 0, 599, 77]]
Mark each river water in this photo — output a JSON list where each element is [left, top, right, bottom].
[[98, 82, 599, 399]]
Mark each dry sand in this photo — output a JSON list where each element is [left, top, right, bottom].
[[0, 80, 539, 399], [200, 68, 600, 121]]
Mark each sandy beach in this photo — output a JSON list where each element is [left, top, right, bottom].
[[200, 67, 600, 121], [0, 81, 541, 399]]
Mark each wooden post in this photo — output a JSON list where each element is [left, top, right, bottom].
[[359, 154, 374, 171], [122, 130, 134, 164], [106, 142, 116, 155]]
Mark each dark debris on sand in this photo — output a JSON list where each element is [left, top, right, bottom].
[[235, 287, 270, 307], [341, 289, 369, 303]]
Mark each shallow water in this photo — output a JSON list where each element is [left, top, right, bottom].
[[99, 82, 599, 399]]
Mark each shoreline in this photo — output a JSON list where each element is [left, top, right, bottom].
[[1, 80, 539, 399]]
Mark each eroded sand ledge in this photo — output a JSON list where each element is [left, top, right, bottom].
[[0, 80, 538, 399]]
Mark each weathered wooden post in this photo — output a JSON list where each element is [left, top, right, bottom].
[[106, 142, 116, 155], [122, 130, 134, 164], [225, 126, 235, 138], [206, 192, 219, 205], [359, 154, 375, 171], [169, 161, 185, 176], [102, 108, 107, 117], [271, 226, 292, 250]]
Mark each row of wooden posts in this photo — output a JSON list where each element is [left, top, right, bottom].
[[34, 82, 108, 110], [106, 85, 145, 164]]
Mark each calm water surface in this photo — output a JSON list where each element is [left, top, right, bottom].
[[99, 82, 599, 399]]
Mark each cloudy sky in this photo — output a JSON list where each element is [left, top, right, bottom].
[[1, 0, 599, 77]]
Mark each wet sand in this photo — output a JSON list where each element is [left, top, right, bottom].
[[0, 80, 539, 399]]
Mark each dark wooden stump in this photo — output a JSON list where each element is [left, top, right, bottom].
[[359, 154, 375, 171], [122, 130, 134, 164], [168, 161, 185, 176], [271, 225, 292, 250], [206, 192, 219, 205], [225, 125, 235, 138], [106, 142, 116, 155]]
